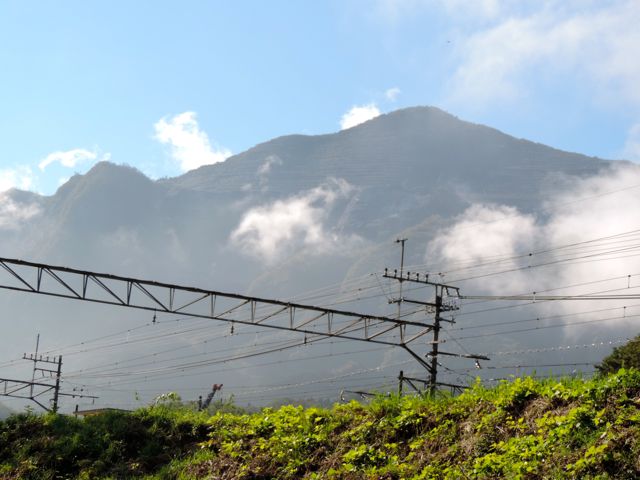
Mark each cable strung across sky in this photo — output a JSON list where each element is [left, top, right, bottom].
[[460, 294, 640, 301]]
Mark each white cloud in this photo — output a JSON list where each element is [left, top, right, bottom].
[[154, 111, 231, 172], [230, 178, 359, 263], [0, 166, 34, 192], [255, 155, 283, 191], [0, 193, 41, 229], [448, 1, 640, 107], [39, 148, 100, 171], [426, 164, 640, 328], [427, 204, 538, 292], [257, 155, 283, 177], [623, 124, 640, 161], [340, 104, 381, 130], [0, 167, 40, 228], [385, 87, 401, 102]]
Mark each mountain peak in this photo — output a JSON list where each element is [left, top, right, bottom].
[[85, 161, 149, 179]]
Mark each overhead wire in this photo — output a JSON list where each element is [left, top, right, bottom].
[[452, 311, 640, 341], [8, 226, 640, 403], [404, 226, 640, 277], [481, 338, 629, 357], [450, 303, 640, 333]]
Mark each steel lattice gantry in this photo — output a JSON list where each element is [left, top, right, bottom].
[[0, 257, 436, 368], [0, 377, 56, 411]]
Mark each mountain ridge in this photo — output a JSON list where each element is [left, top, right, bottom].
[[3, 106, 615, 202], [164, 106, 613, 198], [0, 105, 633, 410], [0, 105, 621, 286]]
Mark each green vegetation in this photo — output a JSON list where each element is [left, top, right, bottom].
[[597, 335, 640, 375], [2, 370, 640, 479]]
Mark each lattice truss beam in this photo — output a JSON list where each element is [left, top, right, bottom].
[[0, 378, 54, 411], [0, 257, 434, 348]]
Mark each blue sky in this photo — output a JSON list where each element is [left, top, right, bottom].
[[1, 0, 639, 194]]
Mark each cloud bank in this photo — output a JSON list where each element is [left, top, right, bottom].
[[154, 112, 232, 172], [426, 164, 640, 327], [0, 193, 41, 229], [340, 104, 381, 130], [0, 166, 34, 192], [447, 1, 640, 108], [427, 204, 538, 293], [231, 178, 360, 263]]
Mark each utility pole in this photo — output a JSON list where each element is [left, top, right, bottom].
[[395, 239, 407, 317], [24, 348, 64, 412], [429, 292, 442, 396], [0, 337, 97, 412], [29, 334, 40, 398], [395, 238, 407, 343], [52, 355, 62, 413], [385, 240, 489, 396]]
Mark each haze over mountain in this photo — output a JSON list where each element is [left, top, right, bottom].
[[1, 107, 613, 283], [1, 106, 637, 412]]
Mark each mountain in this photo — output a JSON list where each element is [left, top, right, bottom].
[[0, 106, 628, 410], [3, 107, 613, 283], [168, 107, 607, 234]]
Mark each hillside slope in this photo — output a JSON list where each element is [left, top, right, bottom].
[[1, 370, 639, 479], [0, 105, 629, 411], [4, 107, 614, 274]]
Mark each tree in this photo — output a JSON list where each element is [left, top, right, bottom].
[[596, 335, 640, 375]]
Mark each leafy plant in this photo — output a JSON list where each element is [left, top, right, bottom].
[[2, 371, 640, 478], [596, 335, 640, 374]]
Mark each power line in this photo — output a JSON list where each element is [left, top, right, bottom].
[[482, 338, 629, 357], [0, 256, 435, 363], [453, 311, 640, 341], [458, 272, 640, 311], [400, 228, 640, 278], [456, 362, 595, 371], [384, 239, 488, 395], [3, 226, 638, 405], [450, 303, 640, 333]]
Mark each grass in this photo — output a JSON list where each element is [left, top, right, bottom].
[[1, 370, 640, 478]]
